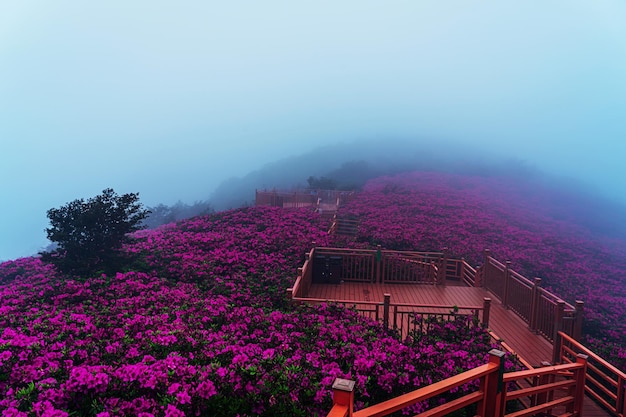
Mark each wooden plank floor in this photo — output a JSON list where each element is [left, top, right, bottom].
[[307, 281, 611, 417]]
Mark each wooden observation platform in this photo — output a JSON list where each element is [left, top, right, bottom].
[[288, 246, 625, 417]]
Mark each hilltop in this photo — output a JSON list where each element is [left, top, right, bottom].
[[1, 170, 625, 416]]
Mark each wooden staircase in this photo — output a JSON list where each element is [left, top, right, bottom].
[[328, 215, 360, 238]]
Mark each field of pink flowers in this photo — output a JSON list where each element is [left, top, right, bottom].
[[0, 207, 514, 417], [337, 172, 626, 370]]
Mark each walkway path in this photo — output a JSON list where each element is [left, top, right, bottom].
[[307, 282, 611, 417]]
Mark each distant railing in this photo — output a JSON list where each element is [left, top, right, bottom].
[[326, 349, 589, 417], [255, 188, 356, 210], [556, 331, 626, 417]]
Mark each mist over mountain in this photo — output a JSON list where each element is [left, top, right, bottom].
[[207, 139, 626, 242], [209, 139, 510, 209]]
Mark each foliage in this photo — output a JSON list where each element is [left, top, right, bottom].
[[3, 169, 624, 415], [41, 188, 149, 276], [0, 207, 516, 416], [306, 176, 337, 190], [143, 200, 214, 229]]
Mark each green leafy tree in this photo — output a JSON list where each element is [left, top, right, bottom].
[[306, 176, 337, 190], [42, 188, 149, 276]]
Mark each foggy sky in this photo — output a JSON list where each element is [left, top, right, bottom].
[[1, 1, 626, 261]]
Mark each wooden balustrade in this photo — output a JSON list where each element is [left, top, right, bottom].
[[290, 293, 491, 338], [326, 350, 589, 417], [481, 251, 582, 344], [296, 247, 445, 285], [292, 247, 584, 346], [287, 248, 314, 298], [556, 331, 626, 417], [256, 188, 355, 210], [449, 258, 478, 286], [505, 270, 532, 320]]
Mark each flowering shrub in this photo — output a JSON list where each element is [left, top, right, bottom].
[[0, 206, 516, 416], [336, 171, 626, 370]]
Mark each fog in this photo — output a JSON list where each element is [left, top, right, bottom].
[[1, 1, 625, 261]]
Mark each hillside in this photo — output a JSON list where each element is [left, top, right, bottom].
[[1, 171, 625, 416], [335, 172, 626, 368], [0, 205, 515, 416]]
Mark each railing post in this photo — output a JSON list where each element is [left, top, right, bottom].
[[439, 247, 448, 286], [552, 300, 565, 364], [296, 267, 303, 297], [430, 260, 436, 284], [475, 264, 483, 287], [618, 375, 626, 417], [529, 278, 541, 333], [375, 245, 382, 284], [573, 300, 584, 340], [482, 298, 491, 329], [503, 261, 511, 309], [331, 378, 355, 417], [481, 349, 505, 417], [572, 354, 588, 415], [533, 361, 552, 408], [383, 293, 391, 329], [460, 257, 466, 283], [483, 249, 491, 289]]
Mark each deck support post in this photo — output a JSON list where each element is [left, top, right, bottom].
[[552, 300, 565, 364], [482, 298, 491, 329], [429, 260, 436, 284], [533, 361, 553, 408], [615, 378, 626, 416], [296, 267, 303, 298], [383, 293, 391, 329], [475, 264, 483, 287], [529, 278, 542, 333], [331, 378, 355, 417], [375, 245, 382, 284], [438, 247, 448, 286], [572, 354, 589, 415], [460, 257, 466, 284], [573, 300, 584, 340], [481, 349, 505, 417], [483, 249, 491, 289], [503, 261, 511, 309]]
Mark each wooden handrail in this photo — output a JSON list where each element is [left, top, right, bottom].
[[295, 247, 586, 362], [327, 352, 590, 417], [557, 331, 626, 417], [326, 350, 505, 417], [352, 361, 501, 417]]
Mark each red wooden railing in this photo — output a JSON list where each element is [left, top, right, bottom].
[[289, 247, 444, 287], [481, 249, 583, 345], [289, 247, 584, 346], [556, 331, 626, 417], [327, 349, 589, 417], [290, 292, 492, 340], [289, 247, 623, 416]]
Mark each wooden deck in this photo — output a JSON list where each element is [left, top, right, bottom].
[[308, 281, 612, 417]]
